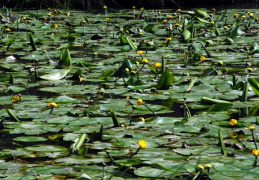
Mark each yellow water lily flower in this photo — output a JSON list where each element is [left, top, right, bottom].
[[200, 56, 206, 62], [5, 28, 11, 32], [234, 14, 238, 18], [196, 165, 204, 172], [205, 164, 212, 169], [139, 32, 144, 36], [168, 15, 173, 19], [103, 5, 107, 9], [247, 68, 253, 72], [137, 99, 143, 106], [47, 13, 51, 16], [12, 94, 21, 103], [142, 59, 148, 64], [248, 125, 255, 130], [241, 15, 246, 19], [138, 140, 147, 148], [218, 61, 223, 66], [42, 50, 47, 53], [132, 6, 136, 9], [125, 68, 129, 72], [54, 24, 58, 29], [162, 20, 167, 23], [154, 62, 161, 68], [106, 18, 110, 21], [137, 51, 143, 55], [48, 102, 58, 108], [252, 149, 259, 156], [229, 119, 237, 126], [166, 37, 172, 41], [210, 21, 215, 25], [176, 9, 181, 12]]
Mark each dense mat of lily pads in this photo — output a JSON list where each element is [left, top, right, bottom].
[[1, 6, 259, 179]]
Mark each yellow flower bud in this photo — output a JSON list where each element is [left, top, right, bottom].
[[229, 119, 237, 126], [162, 20, 167, 23], [54, 24, 58, 29], [132, 6, 136, 9], [12, 94, 21, 103], [106, 18, 110, 21], [5, 28, 11, 32], [247, 68, 253, 72], [166, 37, 172, 41], [125, 68, 129, 72], [103, 6, 107, 9], [234, 14, 238, 18], [154, 62, 161, 68], [218, 61, 223, 66], [139, 32, 144, 36], [138, 140, 147, 148], [252, 149, 259, 156], [42, 50, 47, 53], [205, 164, 212, 169], [241, 15, 246, 19], [47, 13, 51, 16], [142, 59, 148, 64], [137, 51, 143, 55], [200, 56, 206, 62], [48, 102, 58, 108], [137, 99, 143, 106], [176, 9, 181, 12], [210, 21, 215, 25], [168, 15, 173, 19], [196, 165, 204, 172], [248, 125, 255, 130]]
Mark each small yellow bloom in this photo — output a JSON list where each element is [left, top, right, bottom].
[[132, 6, 136, 9], [82, 20, 86, 23], [137, 117, 145, 122], [154, 62, 161, 68], [248, 125, 255, 130], [211, 8, 216, 12], [209, 14, 214, 18], [136, 61, 139, 66], [223, 26, 228, 29], [205, 40, 211, 44], [137, 51, 143, 55], [106, 18, 110, 21], [229, 119, 237, 126], [200, 56, 206, 61], [142, 59, 148, 64], [42, 50, 47, 53], [125, 30, 129, 34], [54, 9, 58, 15], [21, 16, 26, 21], [48, 102, 58, 108], [12, 94, 21, 103], [137, 99, 143, 106], [247, 55, 251, 59], [47, 13, 51, 16], [130, 71, 137, 76], [218, 61, 223, 66], [54, 24, 58, 29], [66, 12, 70, 16], [249, 13, 254, 17], [205, 164, 212, 169], [176, 9, 181, 12], [255, 17, 259, 21], [168, 15, 173, 19], [228, 24, 232, 27], [241, 15, 246, 19], [138, 140, 147, 148], [47, 8, 51, 11], [103, 5, 107, 9], [252, 149, 259, 156], [140, 7, 144, 11], [139, 32, 144, 36], [210, 21, 215, 25], [5, 28, 11, 32], [166, 37, 172, 41], [196, 165, 204, 172], [247, 11, 251, 15], [234, 14, 238, 18], [162, 20, 167, 23], [125, 68, 129, 72], [247, 68, 253, 72]]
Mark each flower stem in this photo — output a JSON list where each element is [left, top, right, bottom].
[[251, 130, 258, 149], [130, 147, 140, 158], [143, 103, 157, 116], [43, 107, 54, 124]]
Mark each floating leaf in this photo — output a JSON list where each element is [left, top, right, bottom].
[[39, 69, 70, 80]]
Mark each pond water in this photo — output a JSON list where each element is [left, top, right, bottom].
[[1, 6, 259, 179]]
